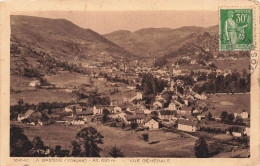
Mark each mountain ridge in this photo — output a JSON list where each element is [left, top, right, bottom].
[[104, 26, 207, 57], [10, 15, 137, 78]]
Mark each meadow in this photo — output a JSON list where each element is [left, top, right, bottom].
[[45, 71, 90, 88], [208, 93, 250, 116], [213, 57, 250, 72], [11, 121, 196, 157], [10, 89, 77, 106]]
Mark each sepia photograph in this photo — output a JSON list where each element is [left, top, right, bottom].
[[8, 9, 253, 158]]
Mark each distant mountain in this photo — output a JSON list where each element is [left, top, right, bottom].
[[104, 26, 205, 57], [10, 15, 135, 77]]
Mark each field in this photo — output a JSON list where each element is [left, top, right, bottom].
[[11, 121, 196, 157], [10, 89, 77, 106], [45, 71, 90, 88], [213, 57, 250, 72], [11, 75, 35, 91], [208, 93, 250, 116]]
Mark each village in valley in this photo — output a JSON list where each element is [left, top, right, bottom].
[[10, 15, 250, 158]]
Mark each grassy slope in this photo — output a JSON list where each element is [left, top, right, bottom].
[[11, 121, 196, 157], [207, 93, 250, 117], [213, 58, 250, 72], [45, 71, 90, 88], [10, 89, 77, 106]]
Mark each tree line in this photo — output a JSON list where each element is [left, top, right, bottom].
[[137, 73, 168, 95], [193, 71, 250, 94]]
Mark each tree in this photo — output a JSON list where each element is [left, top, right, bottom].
[[227, 113, 235, 122], [18, 99, 24, 106], [207, 112, 213, 120], [55, 145, 62, 157], [235, 115, 244, 124], [103, 108, 110, 115], [142, 133, 149, 142], [10, 125, 33, 157], [75, 127, 104, 157], [220, 111, 228, 122], [102, 114, 108, 123], [72, 106, 77, 116], [194, 136, 209, 158], [122, 122, 126, 129], [108, 145, 124, 158], [32, 136, 45, 150], [131, 123, 138, 130], [71, 141, 81, 157]]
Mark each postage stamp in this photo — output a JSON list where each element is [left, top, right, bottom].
[[220, 9, 254, 51], [0, 0, 260, 166]]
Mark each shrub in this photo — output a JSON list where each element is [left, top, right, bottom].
[[142, 133, 149, 142]]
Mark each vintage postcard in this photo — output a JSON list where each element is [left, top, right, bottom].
[[0, 0, 259, 166]]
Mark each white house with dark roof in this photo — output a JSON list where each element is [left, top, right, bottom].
[[178, 119, 198, 132], [144, 118, 159, 130]]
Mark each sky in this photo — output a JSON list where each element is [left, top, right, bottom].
[[12, 10, 218, 34]]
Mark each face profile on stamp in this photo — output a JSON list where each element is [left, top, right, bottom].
[[220, 9, 254, 50]]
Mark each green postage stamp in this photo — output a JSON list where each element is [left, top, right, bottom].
[[220, 9, 254, 51]]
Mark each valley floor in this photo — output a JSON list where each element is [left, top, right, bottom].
[[11, 121, 249, 158]]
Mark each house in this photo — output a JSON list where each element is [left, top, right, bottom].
[[178, 119, 198, 132], [98, 77, 107, 81], [158, 110, 177, 121], [29, 80, 40, 87], [165, 103, 177, 111], [155, 94, 167, 103], [187, 94, 195, 100], [190, 60, 196, 65], [240, 111, 249, 119], [171, 95, 178, 100], [234, 111, 249, 119], [65, 104, 82, 112], [144, 109, 152, 114], [127, 86, 136, 90], [117, 112, 127, 121], [77, 109, 93, 117], [192, 109, 200, 114], [102, 106, 114, 114], [129, 92, 143, 102], [71, 119, 85, 125], [232, 131, 242, 137], [194, 93, 207, 100], [93, 105, 103, 115], [232, 127, 244, 137], [153, 101, 163, 110], [183, 100, 189, 105], [178, 106, 192, 115], [111, 106, 122, 114], [125, 114, 145, 124], [136, 92, 143, 100], [173, 69, 182, 76], [38, 115, 50, 126], [245, 124, 250, 136], [110, 101, 118, 106], [144, 118, 159, 130], [18, 110, 35, 122], [119, 103, 136, 114]]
